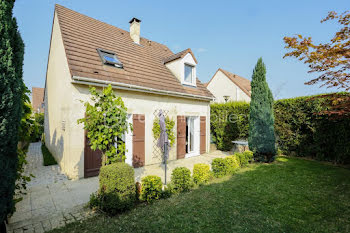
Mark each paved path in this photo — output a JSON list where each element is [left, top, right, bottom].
[[7, 142, 228, 232]]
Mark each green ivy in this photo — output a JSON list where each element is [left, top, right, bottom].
[[152, 116, 175, 147], [78, 85, 132, 165]]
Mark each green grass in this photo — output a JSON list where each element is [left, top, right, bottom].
[[41, 143, 57, 166], [50, 157, 350, 233]]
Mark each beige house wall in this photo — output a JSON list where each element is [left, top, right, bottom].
[[207, 70, 250, 103], [45, 14, 211, 179]]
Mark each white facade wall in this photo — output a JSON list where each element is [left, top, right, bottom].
[[45, 15, 211, 179], [207, 70, 250, 103]]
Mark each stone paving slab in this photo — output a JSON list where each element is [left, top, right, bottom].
[[7, 142, 228, 232]]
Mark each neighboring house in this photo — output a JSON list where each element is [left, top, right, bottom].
[[44, 5, 213, 179], [206, 68, 251, 103], [32, 87, 45, 113]]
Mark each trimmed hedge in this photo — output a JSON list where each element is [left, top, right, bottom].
[[212, 156, 241, 178], [274, 94, 350, 164], [211, 93, 350, 164], [141, 175, 163, 203], [170, 167, 193, 193], [192, 164, 212, 184], [210, 101, 250, 151], [98, 163, 136, 214]]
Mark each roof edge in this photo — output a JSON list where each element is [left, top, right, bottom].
[[71, 76, 214, 101], [163, 48, 198, 64]]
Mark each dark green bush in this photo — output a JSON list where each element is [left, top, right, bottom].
[[192, 164, 212, 184], [210, 101, 250, 151], [170, 167, 193, 193], [274, 93, 350, 164], [98, 163, 135, 214], [141, 175, 163, 203], [41, 143, 57, 166], [211, 158, 229, 178]]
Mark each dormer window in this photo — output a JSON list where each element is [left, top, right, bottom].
[[97, 49, 123, 68], [184, 64, 194, 85]]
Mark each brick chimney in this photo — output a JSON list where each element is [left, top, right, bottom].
[[129, 18, 141, 44]]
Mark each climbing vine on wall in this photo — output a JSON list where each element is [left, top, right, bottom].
[[152, 116, 175, 147]]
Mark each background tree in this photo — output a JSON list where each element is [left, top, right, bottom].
[[284, 11, 350, 90], [248, 58, 276, 162], [283, 11, 350, 117], [0, 0, 25, 230], [78, 85, 131, 165]]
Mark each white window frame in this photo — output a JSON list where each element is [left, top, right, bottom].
[[185, 116, 200, 158], [183, 63, 195, 86]]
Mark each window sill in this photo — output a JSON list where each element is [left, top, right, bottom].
[[182, 81, 196, 87]]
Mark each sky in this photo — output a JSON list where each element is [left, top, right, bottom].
[[13, 0, 348, 99]]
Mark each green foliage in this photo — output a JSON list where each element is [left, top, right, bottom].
[[212, 156, 241, 178], [0, 0, 25, 222], [170, 167, 193, 194], [140, 175, 163, 203], [211, 158, 229, 178], [41, 143, 57, 166], [192, 164, 212, 185], [235, 152, 251, 167], [274, 94, 350, 164], [34, 112, 44, 141], [210, 101, 250, 151], [152, 116, 175, 147], [98, 163, 135, 214], [77, 85, 131, 165], [248, 58, 276, 162], [225, 155, 241, 173]]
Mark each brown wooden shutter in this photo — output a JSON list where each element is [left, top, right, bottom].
[[177, 116, 186, 159], [200, 116, 206, 154], [84, 131, 102, 178], [133, 114, 145, 167]]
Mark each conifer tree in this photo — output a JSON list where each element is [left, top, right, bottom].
[[248, 58, 276, 162], [0, 0, 25, 229]]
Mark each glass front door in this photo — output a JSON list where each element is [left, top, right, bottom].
[[186, 117, 194, 153]]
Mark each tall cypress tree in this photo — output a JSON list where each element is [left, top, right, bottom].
[[248, 58, 276, 162], [0, 0, 24, 229]]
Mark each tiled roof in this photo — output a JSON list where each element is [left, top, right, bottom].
[[32, 87, 44, 113], [55, 5, 212, 100], [208, 68, 251, 97], [163, 48, 198, 64]]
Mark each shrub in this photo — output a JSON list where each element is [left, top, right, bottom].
[[225, 156, 240, 174], [243, 150, 254, 163], [210, 101, 250, 151], [98, 163, 135, 214], [192, 164, 212, 185], [161, 185, 172, 199], [211, 158, 229, 178], [170, 167, 193, 193], [141, 175, 163, 203], [41, 143, 57, 166], [89, 192, 100, 209]]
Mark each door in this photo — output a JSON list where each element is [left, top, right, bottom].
[[133, 114, 145, 167], [200, 116, 206, 154], [177, 116, 186, 159], [84, 132, 102, 178]]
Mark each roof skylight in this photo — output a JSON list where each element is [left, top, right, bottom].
[[97, 49, 123, 68]]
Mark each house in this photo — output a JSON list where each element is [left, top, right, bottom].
[[44, 5, 214, 179], [32, 87, 45, 113], [206, 68, 251, 103]]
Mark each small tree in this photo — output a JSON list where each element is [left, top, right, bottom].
[[78, 85, 131, 165], [248, 58, 276, 162]]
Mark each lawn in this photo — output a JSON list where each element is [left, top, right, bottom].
[[41, 143, 57, 166], [50, 157, 350, 233]]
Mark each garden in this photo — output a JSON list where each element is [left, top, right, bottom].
[[50, 156, 350, 233]]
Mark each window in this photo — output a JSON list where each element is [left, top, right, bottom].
[[184, 64, 194, 84], [97, 49, 123, 68]]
